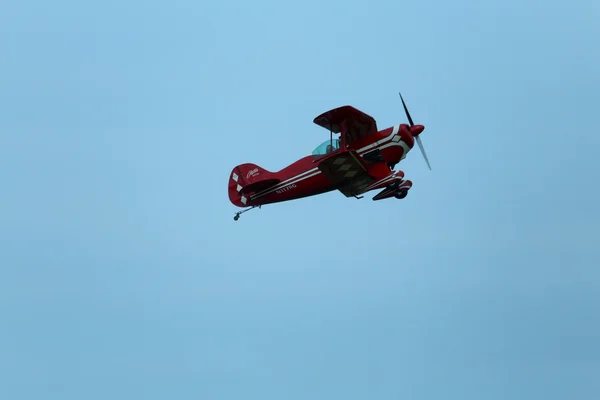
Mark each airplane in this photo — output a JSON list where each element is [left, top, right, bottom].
[[228, 93, 431, 221]]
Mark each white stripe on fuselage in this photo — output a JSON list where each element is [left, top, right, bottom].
[[250, 167, 319, 198], [355, 123, 400, 154], [248, 124, 409, 200], [251, 170, 321, 199], [378, 141, 411, 154]]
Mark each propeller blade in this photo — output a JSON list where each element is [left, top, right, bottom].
[[399, 91, 431, 170], [398, 92, 414, 126], [415, 136, 432, 170]]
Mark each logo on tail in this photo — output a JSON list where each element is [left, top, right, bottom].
[[246, 168, 260, 179]]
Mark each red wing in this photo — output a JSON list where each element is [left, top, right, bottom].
[[313, 105, 378, 146], [317, 150, 375, 197]]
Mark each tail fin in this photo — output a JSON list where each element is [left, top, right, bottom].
[[228, 163, 281, 207]]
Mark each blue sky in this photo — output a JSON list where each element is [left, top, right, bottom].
[[1, 0, 599, 398]]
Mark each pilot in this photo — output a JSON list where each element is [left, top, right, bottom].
[[326, 144, 333, 153]]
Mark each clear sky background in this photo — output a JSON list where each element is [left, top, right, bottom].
[[1, 0, 599, 399]]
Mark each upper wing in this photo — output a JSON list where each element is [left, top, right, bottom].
[[313, 105, 378, 147]]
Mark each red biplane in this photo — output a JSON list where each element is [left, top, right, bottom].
[[228, 93, 431, 221]]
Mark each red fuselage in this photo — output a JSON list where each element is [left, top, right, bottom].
[[229, 123, 419, 207]]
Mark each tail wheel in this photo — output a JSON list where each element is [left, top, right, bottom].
[[394, 189, 408, 199]]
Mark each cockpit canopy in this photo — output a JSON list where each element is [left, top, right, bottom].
[[312, 139, 341, 157]]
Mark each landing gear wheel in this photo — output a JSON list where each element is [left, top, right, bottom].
[[232, 205, 261, 222], [394, 189, 408, 199]]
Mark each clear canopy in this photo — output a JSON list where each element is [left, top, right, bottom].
[[312, 138, 341, 156]]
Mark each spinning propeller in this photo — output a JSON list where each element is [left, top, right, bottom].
[[399, 92, 431, 170]]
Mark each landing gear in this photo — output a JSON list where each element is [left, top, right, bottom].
[[394, 189, 408, 199], [233, 205, 260, 221]]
